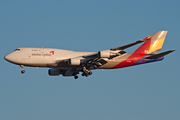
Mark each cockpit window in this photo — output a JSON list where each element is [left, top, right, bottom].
[[14, 49, 20, 51]]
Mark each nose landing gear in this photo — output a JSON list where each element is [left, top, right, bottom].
[[21, 70, 25, 74], [20, 65, 25, 74]]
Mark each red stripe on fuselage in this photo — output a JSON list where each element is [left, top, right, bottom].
[[112, 38, 151, 68]]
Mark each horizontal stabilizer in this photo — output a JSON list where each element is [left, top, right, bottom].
[[144, 50, 175, 59]]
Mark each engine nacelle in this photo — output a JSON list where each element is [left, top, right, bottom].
[[98, 50, 111, 58], [63, 69, 74, 76], [48, 69, 61, 76], [68, 58, 81, 65]]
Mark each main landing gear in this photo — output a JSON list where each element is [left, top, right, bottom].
[[20, 65, 25, 74], [72, 71, 79, 79], [74, 75, 78, 79], [81, 67, 92, 77], [72, 66, 93, 79]]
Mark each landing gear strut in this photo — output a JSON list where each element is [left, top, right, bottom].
[[82, 66, 92, 77], [20, 65, 25, 74], [89, 71, 92, 75]]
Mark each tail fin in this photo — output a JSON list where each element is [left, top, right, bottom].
[[134, 31, 167, 55], [148, 31, 167, 54], [112, 31, 170, 68]]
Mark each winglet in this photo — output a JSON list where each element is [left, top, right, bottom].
[[142, 36, 151, 41]]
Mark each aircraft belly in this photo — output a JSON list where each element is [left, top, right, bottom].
[[48, 64, 82, 70], [22, 63, 48, 67]]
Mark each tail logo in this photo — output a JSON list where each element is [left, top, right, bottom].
[[144, 50, 149, 53]]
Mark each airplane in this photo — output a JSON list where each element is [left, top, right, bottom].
[[4, 31, 175, 79]]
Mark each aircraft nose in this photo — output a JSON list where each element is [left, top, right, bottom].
[[4, 53, 14, 62], [4, 54, 10, 61]]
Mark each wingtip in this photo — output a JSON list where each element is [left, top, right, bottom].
[[141, 36, 151, 41], [169, 50, 175, 52]]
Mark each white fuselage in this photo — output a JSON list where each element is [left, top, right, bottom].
[[5, 48, 97, 68], [4, 48, 128, 70]]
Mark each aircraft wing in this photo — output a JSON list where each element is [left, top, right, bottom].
[[111, 36, 151, 50], [55, 52, 98, 65], [81, 36, 150, 58], [55, 55, 107, 68], [82, 52, 98, 58]]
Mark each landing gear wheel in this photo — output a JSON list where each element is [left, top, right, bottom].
[[21, 70, 25, 74], [85, 73, 89, 77], [89, 71, 92, 75], [74, 76, 78, 79]]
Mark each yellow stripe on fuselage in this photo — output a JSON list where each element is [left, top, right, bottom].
[[148, 37, 165, 53]]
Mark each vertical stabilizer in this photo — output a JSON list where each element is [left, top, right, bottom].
[[112, 31, 170, 69], [148, 31, 167, 54], [133, 31, 167, 55]]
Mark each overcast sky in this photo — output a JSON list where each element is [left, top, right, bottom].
[[0, 0, 180, 120]]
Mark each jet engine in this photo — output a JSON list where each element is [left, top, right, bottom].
[[68, 58, 81, 65], [98, 50, 110, 58], [48, 69, 61, 76], [98, 50, 120, 58], [98, 49, 118, 58], [63, 69, 78, 76]]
